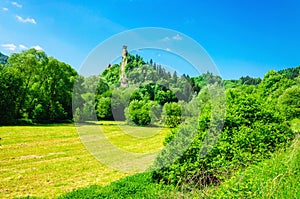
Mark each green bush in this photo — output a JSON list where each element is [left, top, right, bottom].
[[58, 173, 172, 199], [127, 100, 155, 126], [162, 102, 182, 128], [152, 88, 295, 187], [278, 85, 300, 120]]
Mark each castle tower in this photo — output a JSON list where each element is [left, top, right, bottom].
[[120, 45, 128, 87]]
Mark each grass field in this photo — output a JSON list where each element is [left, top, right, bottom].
[[58, 119, 300, 198], [0, 121, 170, 198]]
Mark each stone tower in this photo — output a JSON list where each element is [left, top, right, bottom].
[[120, 45, 128, 87]]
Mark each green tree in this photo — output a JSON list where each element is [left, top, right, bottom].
[[127, 100, 154, 126], [7, 49, 77, 123], [278, 85, 300, 120], [101, 64, 120, 85], [162, 102, 182, 128], [96, 97, 112, 120], [96, 77, 110, 96], [0, 66, 23, 124]]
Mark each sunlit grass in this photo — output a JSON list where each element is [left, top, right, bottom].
[[0, 122, 169, 198]]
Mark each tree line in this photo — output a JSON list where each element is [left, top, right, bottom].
[[0, 49, 77, 125]]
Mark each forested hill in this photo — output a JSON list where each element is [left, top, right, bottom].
[[1, 48, 299, 125], [0, 52, 8, 64], [278, 65, 300, 79]]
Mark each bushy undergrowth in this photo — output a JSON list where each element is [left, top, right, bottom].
[[58, 173, 172, 199], [58, 137, 299, 199], [184, 137, 300, 198], [152, 88, 295, 187]]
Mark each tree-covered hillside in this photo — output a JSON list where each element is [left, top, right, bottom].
[[69, 48, 300, 197], [0, 52, 8, 65]]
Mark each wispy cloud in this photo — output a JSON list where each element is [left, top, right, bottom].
[[172, 34, 182, 41], [11, 1, 22, 8], [16, 15, 37, 24], [1, 43, 17, 51], [162, 34, 183, 42], [19, 44, 28, 50], [162, 37, 171, 42], [32, 45, 43, 51], [2, 7, 8, 11], [1, 43, 42, 51]]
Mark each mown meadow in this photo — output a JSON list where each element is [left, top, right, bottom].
[[0, 122, 170, 198]]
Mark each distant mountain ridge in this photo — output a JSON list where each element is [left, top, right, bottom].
[[0, 52, 8, 64]]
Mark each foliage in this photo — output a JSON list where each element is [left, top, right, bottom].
[[278, 85, 300, 120], [240, 75, 261, 85], [162, 102, 182, 128], [101, 64, 120, 85], [0, 49, 77, 124], [0, 66, 23, 124], [127, 100, 155, 126], [278, 65, 300, 79], [152, 85, 295, 187], [0, 52, 8, 64], [58, 173, 172, 199], [200, 137, 300, 199], [96, 97, 113, 120], [259, 70, 295, 98]]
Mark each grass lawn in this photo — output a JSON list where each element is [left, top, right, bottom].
[[0, 121, 170, 198]]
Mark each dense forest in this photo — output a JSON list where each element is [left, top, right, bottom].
[[0, 49, 77, 125], [1, 48, 299, 197]]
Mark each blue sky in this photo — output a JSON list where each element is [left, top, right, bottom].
[[0, 0, 299, 79]]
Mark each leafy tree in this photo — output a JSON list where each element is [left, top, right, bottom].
[[96, 77, 110, 96], [6, 49, 77, 123], [240, 75, 261, 85], [96, 97, 112, 120], [162, 102, 182, 128], [154, 85, 177, 105], [278, 85, 300, 120], [83, 75, 100, 93], [127, 100, 155, 126], [278, 66, 300, 79], [101, 64, 120, 85], [259, 70, 294, 98], [111, 89, 131, 121], [0, 66, 23, 124], [172, 71, 178, 83]]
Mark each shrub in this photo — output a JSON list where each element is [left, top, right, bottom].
[[162, 102, 182, 128], [127, 100, 155, 126], [152, 88, 295, 187]]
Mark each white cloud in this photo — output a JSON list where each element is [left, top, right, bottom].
[[1, 43, 42, 52], [1, 43, 17, 51], [19, 44, 28, 50], [11, 1, 22, 8], [162, 37, 170, 42], [32, 45, 43, 51], [16, 15, 37, 24], [2, 7, 8, 11], [172, 34, 182, 41], [162, 34, 183, 42]]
